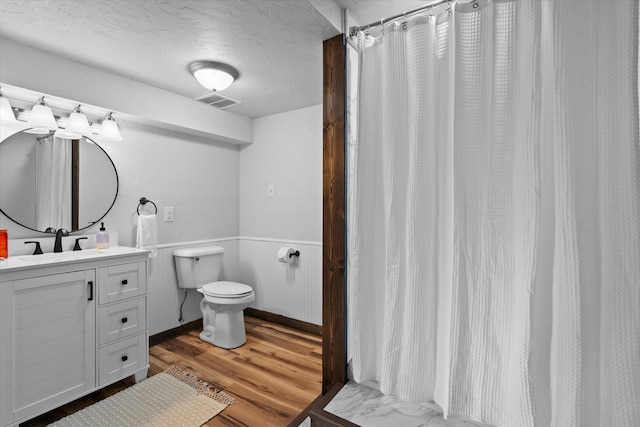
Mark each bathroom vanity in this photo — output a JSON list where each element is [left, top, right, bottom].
[[0, 246, 149, 427]]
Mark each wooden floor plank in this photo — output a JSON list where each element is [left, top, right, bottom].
[[236, 341, 322, 383], [19, 315, 322, 427], [194, 348, 319, 409], [245, 317, 322, 345], [213, 381, 304, 427]]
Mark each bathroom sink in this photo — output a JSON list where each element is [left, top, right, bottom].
[[0, 246, 149, 271]]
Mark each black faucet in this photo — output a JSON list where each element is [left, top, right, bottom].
[[53, 228, 69, 253], [73, 237, 88, 251], [25, 241, 43, 255]]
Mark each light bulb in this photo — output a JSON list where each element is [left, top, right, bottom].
[[25, 97, 58, 134], [66, 105, 91, 136], [0, 92, 17, 123], [98, 113, 122, 141]]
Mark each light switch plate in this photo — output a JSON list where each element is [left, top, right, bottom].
[[164, 206, 174, 222]]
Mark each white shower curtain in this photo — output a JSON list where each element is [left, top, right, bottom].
[[35, 135, 72, 231], [347, 1, 640, 426]]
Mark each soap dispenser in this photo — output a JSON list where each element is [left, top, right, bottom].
[[96, 222, 109, 249]]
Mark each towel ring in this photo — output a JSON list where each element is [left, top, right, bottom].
[[137, 197, 157, 215]]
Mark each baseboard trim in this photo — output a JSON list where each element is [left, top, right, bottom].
[[148, 319, 200, 347], [245, 308, 322, 336]]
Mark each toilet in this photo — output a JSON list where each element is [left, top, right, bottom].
[[173, 245, 255, 349]]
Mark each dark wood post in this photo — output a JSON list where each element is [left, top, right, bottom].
[[71, 139, 79, 230], [322, 34, 346, 394]]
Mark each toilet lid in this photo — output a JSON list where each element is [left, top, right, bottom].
[[202, 281, 253, 298]]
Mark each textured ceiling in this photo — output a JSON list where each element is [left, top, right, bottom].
[[0, 0, 340, 118]]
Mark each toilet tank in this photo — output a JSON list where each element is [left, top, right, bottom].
[[173, 245, 224, 289]]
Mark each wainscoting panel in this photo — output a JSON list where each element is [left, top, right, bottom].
[[146, 238, 239, 336], [239, 238, 322, 326]]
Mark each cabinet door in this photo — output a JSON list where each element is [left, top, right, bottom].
[[1, 270, 96, 424]]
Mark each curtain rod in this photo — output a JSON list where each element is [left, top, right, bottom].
[[36, 133, 54, 141], [349, 0, 454, 38]]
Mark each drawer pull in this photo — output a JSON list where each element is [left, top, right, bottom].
[[88, 281, 94, 301], [121, 317, 128, 324], [121, 355, 128, 362], [121, 279, 128, 285]]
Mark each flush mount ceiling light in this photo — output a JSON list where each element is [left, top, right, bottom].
[[25, 97, 58, 134], [189, 61, 239, 92], [66, 104, 92, 137], [0, 87, 17, 123]]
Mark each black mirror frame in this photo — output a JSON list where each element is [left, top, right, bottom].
[[0, 129, 119, 235]]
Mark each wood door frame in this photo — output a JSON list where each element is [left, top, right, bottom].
[[322, 34, 347, 394]]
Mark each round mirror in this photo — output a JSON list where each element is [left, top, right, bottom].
[[0, 129, 118, 233]]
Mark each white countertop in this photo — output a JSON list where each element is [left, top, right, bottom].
[[0, 246, 150, 272]]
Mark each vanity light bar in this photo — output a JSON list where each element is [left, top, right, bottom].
[[12, 107, 110, 137]]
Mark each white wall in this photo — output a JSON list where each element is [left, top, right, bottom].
[[240, 104, 322, 242], [101, 121, 239, 247], [239, 238, 322, 325], [239, 105, 323, 325]]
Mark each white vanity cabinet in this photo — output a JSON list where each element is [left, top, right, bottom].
[[0, 247, 149, 427]]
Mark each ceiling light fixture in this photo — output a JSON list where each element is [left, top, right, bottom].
[[25, 97, 58, 134], [189, 61, 238, 92], [0, 87, 17, 123], [66, 104, 92, 137], [98, 112, 123, 141]]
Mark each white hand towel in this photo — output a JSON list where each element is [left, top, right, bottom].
[[136, 214, 157, 258]]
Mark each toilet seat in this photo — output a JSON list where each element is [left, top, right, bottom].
[[201, 281, 253, 298]]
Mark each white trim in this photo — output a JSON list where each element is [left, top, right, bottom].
[[9, 236, 321, 255], [238, 236, 322, 246], [156, 237, 238, 249], [155, 236, 323, 250]]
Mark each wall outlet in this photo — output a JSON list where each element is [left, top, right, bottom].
[[267, 184, 274, 197], [164, 206, 174, 222]]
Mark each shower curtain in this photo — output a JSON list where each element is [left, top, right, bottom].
[[35, 135, 72, 231], [347, 1, 640, 426]]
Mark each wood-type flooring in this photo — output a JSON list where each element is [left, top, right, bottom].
[[20, 315, 322, 427]]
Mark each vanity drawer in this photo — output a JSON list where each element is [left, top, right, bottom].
[[98, 262, 146, 304], [98, 333, 147, 385], [97, 298, 146, 346]]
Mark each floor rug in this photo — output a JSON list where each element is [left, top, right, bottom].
[[50, 365, 235, 426]]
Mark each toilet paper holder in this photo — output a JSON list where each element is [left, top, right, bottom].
[[278, 247, 301, 264]]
